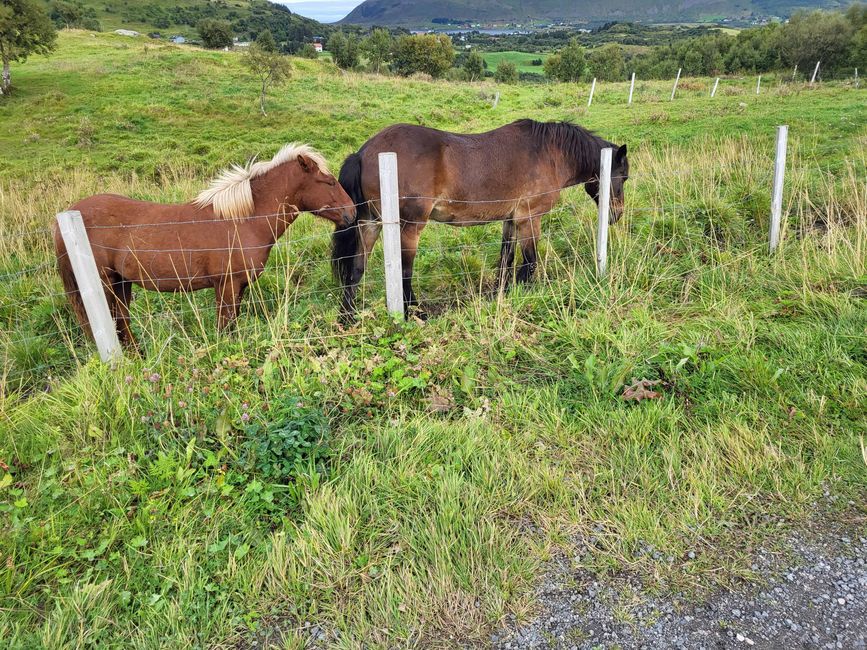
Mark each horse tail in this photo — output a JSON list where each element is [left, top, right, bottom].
[[332, 151, 365, 287], [53, 224, 94, 340]]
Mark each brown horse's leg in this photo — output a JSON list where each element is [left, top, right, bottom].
[[400, 219, 426, 316], [516, 216, 542, 284], [341, 219, 381, 321], [496, 219, 517, 291], [112, 278, 137, 350], [215, 277, 244, 331]]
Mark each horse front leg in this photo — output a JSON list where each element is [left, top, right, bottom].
[[340, 219, 381, 324], [496, 218, 517, 292], [516, 216, 542, 284], [214, 276, 245, 331]]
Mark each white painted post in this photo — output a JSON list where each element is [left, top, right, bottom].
[[792, 64, 798, 82], [492, 91, 499, 108], [596, 148, 613, 277], [711, 77, 720, 98], [378, 152, 403, 319], [588, 77, 596, 107], [628, 72, 636, 104], [769, 125, 788, 254], [756, 75, 761, 94], [810, 61, 820, 85], [855, 68, 859, 89], [56, 210, 122, 362], [670, 68, 682, 100]]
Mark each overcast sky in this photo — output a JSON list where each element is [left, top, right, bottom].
[[278, 0, 363, 23]]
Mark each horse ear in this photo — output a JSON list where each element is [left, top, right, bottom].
[[615, 144, 628, 162], [297, 155, 313, 173]]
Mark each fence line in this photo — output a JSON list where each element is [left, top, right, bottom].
[[0, 124, 814, 383]]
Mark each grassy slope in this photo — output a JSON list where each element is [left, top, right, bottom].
[[0, 30, 865, 648], [482, 50, 548, 74]]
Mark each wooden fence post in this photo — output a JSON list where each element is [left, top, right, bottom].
[[378, 152, 404, 319], [596, 148, 613, 277], [711, 77, 720, 98], [56, 210, 122, 363], [588, 77, 596, 107], [810, 61, 820, 85], [670, 68, 682, 100], [769, 125, 788, 254], [628, 72, 636, 104]]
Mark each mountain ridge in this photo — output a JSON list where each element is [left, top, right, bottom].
[[340, 0, 842, 26]]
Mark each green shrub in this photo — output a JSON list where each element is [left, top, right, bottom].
[[239, 396, 329, 481]]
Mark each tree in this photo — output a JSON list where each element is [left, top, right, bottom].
[[328, 31, 359, 70], [780, 10, 854, 73], [297, 43, 318, 59], [392, 34, 454, 78], [588, 44, 625, 81], [197, 19, 233, 49], [50, 1, 100, 31], [544, 38, 586, 82], [0, 0, 57, 96], [255, 28, 277, 53], [362, 28, 392, 73], [244, 41, 291, 115], [494, 60, 518, 84], [463, 50, 484, 81]]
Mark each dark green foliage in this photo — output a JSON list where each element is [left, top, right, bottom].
[[494, 60, 518, 83], [392, 33, 454, 77], [362, 27, 392, 73], [328, 31, 360, 69], [49, 1, 101, 31], [0, 0, 57, 94], [297, 42, 318, 58], [197, 18, 233, 49], [544, 37, 586, 82], [239, 396, 330, 482], [463, 50, 484, 80], [588, 43, 626, 80], [255, 27, 277, 53]]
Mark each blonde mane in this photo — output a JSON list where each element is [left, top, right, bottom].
[[193, 143, 330, 220]]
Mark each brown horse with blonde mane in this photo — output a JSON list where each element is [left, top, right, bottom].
[[55, 143, 355, 348], [333, 119, 629, 319]]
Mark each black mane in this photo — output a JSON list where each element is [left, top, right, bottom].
[[515, 119, 613, 183]]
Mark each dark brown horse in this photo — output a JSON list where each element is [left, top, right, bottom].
[[55, 143, 355, 348], [332, 119, 629, 319]]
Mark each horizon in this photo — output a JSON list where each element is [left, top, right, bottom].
[[277, 0, 363, 23]]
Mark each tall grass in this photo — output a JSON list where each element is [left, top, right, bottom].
[[0, 31, 865, 648]]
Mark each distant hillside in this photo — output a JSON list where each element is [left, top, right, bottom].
[[45, 0, 326, 44], [340, 0, 842, 26]]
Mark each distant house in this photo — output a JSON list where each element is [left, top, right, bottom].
[[313, 42, 323, 52], [114, 29, 140, 37], [235, 41, 251, 48], [170, 35, 186, 44]]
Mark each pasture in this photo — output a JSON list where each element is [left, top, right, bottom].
[[0, 30, 865, 649], [481, 50, 548, 74]]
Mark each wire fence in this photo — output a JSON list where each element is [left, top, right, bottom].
[[2, 125, 864, 394]]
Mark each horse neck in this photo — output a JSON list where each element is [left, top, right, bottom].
[[558, 137, 608, 187], [247, 166, 303, 242]]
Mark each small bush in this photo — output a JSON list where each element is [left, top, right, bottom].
[[240, 396, 329, 482]]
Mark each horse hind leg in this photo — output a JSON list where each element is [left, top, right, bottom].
[[496, 218, 517, 291], [515, 216, 541, 284], [215, 277, 245, 332], [112, 277, 137, 351]]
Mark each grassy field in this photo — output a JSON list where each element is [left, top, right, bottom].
[[481, 50, 548, 74], [1, 30, 865, 649]]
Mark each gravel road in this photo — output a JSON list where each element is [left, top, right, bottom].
[[492, 524, 866, 650]]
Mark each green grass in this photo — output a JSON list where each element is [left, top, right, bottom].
[[0, 30, 865, 648], [481, 50, 548, 74]]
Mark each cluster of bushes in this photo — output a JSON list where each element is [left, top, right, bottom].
[[49, 1, 101, 31], [545, 6, 866, 82]]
